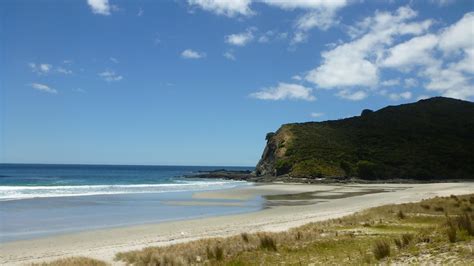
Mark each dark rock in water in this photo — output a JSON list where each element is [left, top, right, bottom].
[[187, 169, 254, 181]]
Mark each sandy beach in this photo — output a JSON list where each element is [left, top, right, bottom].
[[1, 182, 473, 265]]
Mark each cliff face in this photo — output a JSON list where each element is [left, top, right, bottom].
[[256, 125, 293, 176], [255, 97, 474, 180]]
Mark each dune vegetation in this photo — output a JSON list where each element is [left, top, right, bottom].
[[37, 194, 474, 265], [114, 194, 473, 265]]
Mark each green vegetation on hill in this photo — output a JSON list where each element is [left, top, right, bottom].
[[256, 97, 474, 180]]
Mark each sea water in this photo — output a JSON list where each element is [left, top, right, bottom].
[[0, 164, 261, 242]]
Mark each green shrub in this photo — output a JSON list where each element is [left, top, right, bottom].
[[275, 159, 292, 175], [357, 161, 382, 179]]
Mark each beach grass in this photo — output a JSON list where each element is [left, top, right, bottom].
[[112, 193, 474, 265], [31, 257, 107, 266], [35, 194, 474, 265]]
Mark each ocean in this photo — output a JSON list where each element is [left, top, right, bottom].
[[0, 164, 261, 242]]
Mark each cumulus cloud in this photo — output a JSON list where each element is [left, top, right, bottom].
[[87, 0, 112, 15], [187, 0, 253, 17], [225, 28, 255, 46], [110, 57, 119, 64], [99, 70, 123, 82], [381, 34, 438, 68], [250, 82, 315, 101], [300, 7, 473, 100], [181, 49, 206, 59], [29, 63, 52, 74], [384, 12, 474, 99], [305, 6, 432, 89], [31, 83, 57, 94]]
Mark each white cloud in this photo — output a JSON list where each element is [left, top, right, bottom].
[[292, 10, 339, 44], [181, 49, 206, 59], [31, 83, 57, 94], [336, 90, 368, 101], [417, 94, 430, 100], [404, 78, 419, 88], [289, 1, 349, 44], [438, 12, 474, 53], [87, 0, 111, 15], [110, 57, 119, 64], [187, 0, 253, 17], [57, 67, 72, 74], [138, 7, 144, 16], [292, 75, 303, 81], [29, 63, 52, 74], [223, 51, 236, 60], [261, 0, 347, 10], [310, 112, 324, 118], [302, 7, 474, 101], [99, 70, 123, 82], [250, 82, 315, 101], [381, 79, 400, 86], [388, 91, 412, 101], [258, 30, 287, 43], [430, 0, 456, 6], [382, 34, 438, 68], [305, 6, 429, 89], [187, 0, 349, 45], [225, 28, 255, 46]]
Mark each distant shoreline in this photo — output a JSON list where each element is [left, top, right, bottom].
[[187, 169, 474, 184], [2, 182, 474, 265]]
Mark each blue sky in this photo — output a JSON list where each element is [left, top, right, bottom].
[[1, 0, 473, 166]]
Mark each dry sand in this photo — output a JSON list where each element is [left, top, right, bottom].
[[1, 182, 473, 265]]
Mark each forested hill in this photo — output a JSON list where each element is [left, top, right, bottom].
[[256, 97, 474, 180]]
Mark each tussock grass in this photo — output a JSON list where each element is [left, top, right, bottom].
[[240, 233, 249, 243], [32, 257, 108, 266], [373, 239, 391, 260], [258, 234, 277, 251], [456, 213, 473, 236], [115, 194, 474, 265]]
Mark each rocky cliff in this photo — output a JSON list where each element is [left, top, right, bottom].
[[256, 97, 474, 180]]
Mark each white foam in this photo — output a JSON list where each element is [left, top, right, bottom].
[[0, 180, 247, 201]]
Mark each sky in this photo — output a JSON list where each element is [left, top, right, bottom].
[[0, 0, 473, 166]]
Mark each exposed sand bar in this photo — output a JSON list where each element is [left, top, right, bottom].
[[1, 182, 473, 265]]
